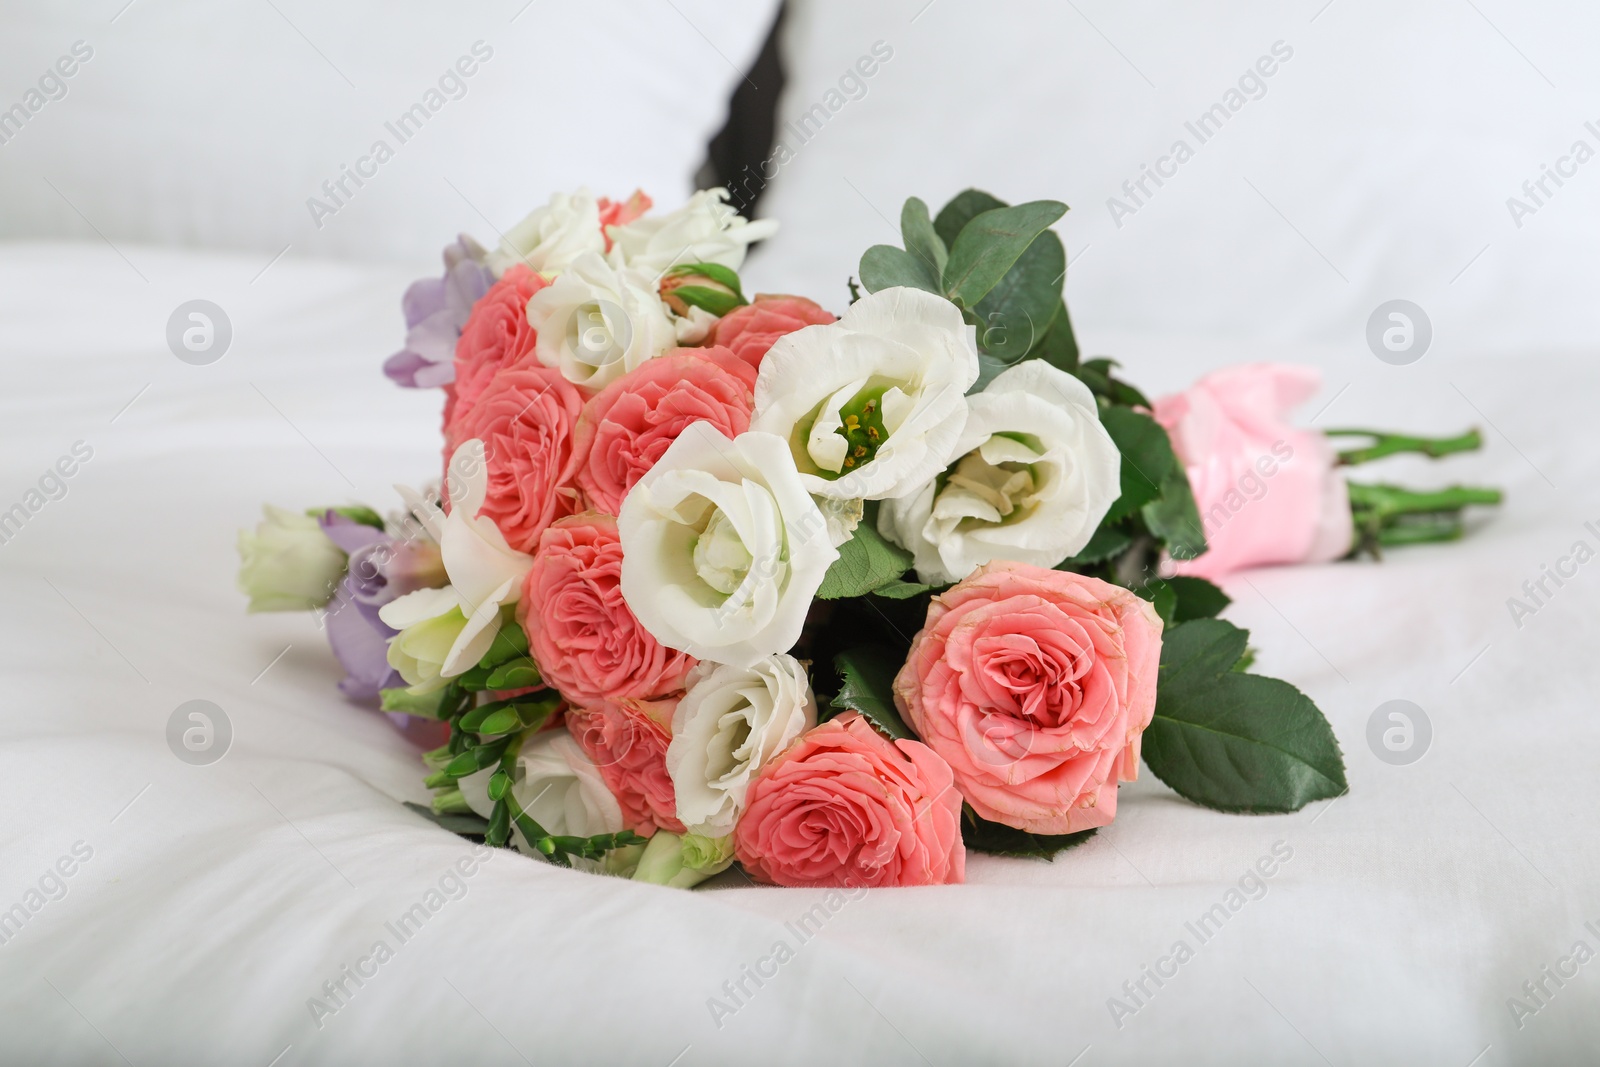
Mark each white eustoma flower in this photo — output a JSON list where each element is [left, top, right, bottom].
[[608, 187, 778, 275], [667, 655, 818, 837], [751, 286, 979, 501], [879, 360, 1122, 584], [378, 440, 532, 688], [525, 252, 676, 391], [236, 504, 346, 611], [458, 732, 624, 858], [485, 189, 606, 276], [617, 423, 838, 669]]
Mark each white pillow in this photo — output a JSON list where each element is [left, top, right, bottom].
[[0, 1, 779, 269], [749, 0, 1600, 353]]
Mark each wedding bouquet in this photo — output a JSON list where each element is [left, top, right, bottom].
[[237, 186, 1496, 888]]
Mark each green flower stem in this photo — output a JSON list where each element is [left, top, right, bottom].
[[1347, 481, 1503, 553], [1326, 427, 1483, 466]]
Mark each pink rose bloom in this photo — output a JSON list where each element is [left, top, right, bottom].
[[451, 264, 549, 423], [443, 364, 584, 553], [567, 697, 684, 838], [734, 712, 965, 888], [1152, 363, 1353, 581], [895, 562, 1162, 835], [597, 190, 652, 252], [519, 513, 696, 706], [708, 294, 835, 373], [572, 347, 757, 515]]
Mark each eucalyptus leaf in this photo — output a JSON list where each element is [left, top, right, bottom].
[[942, 201, 1067, 310], [816, 522, 913, 599], [900, 196, 948, 281], [933, 188, 1008, 247], [859, 244, 941, 294], [830, 646, 914, 740], [1142, 619, 1347, 813], [971, 230, 1065, 363], [1031, 300, 1080, 374]]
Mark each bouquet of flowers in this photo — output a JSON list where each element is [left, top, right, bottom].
[[238, 186, 1498, 888]]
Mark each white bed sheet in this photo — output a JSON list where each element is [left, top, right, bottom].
[[1, 241, 1597, 1066]]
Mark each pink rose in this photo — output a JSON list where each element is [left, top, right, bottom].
[[451, 264, 549, 423], [894, 562, 1162, 835], [443, 364, 584, 553], [572, 347, 757, 515], [519, 513, 695, 706], [1152, 363, 1353, 581], [597, 190, 652, 252], [708, 294, 835, 373], [733, 712, 965, 888], [567, 697, 684, 838]]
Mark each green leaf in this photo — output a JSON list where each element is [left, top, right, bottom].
[[311, 504, 385, 529], [1142, 619, 1347, 813], [484, 657, 541, 690], [1142, 464, 1208, 561], [486, 797, 511, 848], [1031, 300, 1080, 374], [900, 196, 948, 281], [1099, 406, 1176, 523], [971, 230, 1065, 364], [933, 189, 1008, 247], [1166, 576, 1230, 622], [859, 244, 941, 294], [830, 646, 914, 740], [667, 261, 744, 298], [403, 802, 490, 838], [872, 578, 942, 600], [816, 522, 913, 600], [476, 623, 529, 669], [1058, 525, 1134, 567], [961, 809, 1098, 858], [669, 285, 744, 318], [942, 201, 1067, 310]]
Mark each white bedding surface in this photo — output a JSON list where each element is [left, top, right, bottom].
[[2, 241, 1597, 1066]]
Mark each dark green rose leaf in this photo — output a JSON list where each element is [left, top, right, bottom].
[[816, 522, 914, 599], [830, 646, 914, 740], [1142, 619, 1347, 813]]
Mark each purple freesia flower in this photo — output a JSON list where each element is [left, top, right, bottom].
[[317, 513, 401, 701], [383, 235, 494, 389]]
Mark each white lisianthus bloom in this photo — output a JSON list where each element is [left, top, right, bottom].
[[485, 189, 606, 276], [236, 504, 346, 611], [378, 440, 533, 688], [458, 732, 624, 859], [631, 829, 736, 888], [667, 655, 819, 836], [608, 187, 778, 275], [617, 423, 838, 668], [525, 252, 676, 391], [879, 360, 1122, 584], [751, 286, 979, 501]]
